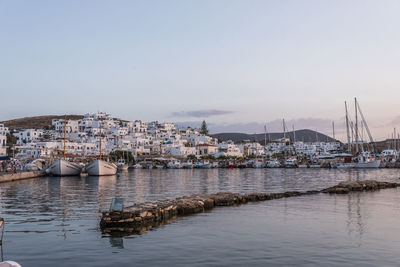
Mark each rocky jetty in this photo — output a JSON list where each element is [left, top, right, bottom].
[[100, 180, 399, 234]]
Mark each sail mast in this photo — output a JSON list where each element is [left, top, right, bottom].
[[63, 115, 66, 160], [354, 98, 359, 153], [345, 101, 351, 152], [99, 120, 102, 160]]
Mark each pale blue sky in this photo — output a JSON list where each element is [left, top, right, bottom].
[[1, 0, 400, 139]]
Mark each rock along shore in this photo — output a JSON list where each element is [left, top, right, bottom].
[[100, 180, 399, 234]]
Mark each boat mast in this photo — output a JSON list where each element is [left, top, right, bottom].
[[282, 119, 286, 140], [264, 124, 267, 146], [63, 115, 66, 160], [332, 121, 335, 140], [99, 120, 102, 160], [345, 101, 351, 152], [354, 98, 359, 154], [356, 99, 377, 153], [292, 125, 296, 143]]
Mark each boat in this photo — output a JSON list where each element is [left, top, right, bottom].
[[354, 152, 381, 168], [284, 158, 297, 168], [182, 160, 193, 169], [155, 164, 165, 169], [86, 159, 117, 176], [336, 163, 355, 168], [309, 164, 321, 168], [194, 161, 210, 169], [117, 159, 129, 171], [252, 158, 264, 168], [47, 115, 82, 176], [85, 120, 117, 176], [266, 159, 281, 168], [133, 163, 143, 169], [47, 159, 82, 176], [167, 160, 181, 169], [298, 164, 308, 168], [24, 158, 46, 171]]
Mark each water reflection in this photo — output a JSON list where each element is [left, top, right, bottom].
[[0, 169, 398, 266]]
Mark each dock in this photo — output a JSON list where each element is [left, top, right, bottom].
[[100, 180, 399, 234], [0, 171, 45, 183]]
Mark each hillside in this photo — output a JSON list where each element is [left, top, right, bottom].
[[212, 129, 338, 143], [1, 115, 84, 130]]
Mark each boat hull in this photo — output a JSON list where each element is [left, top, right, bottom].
[[354, 160, 381, 168], [48, 159, 82, 176], [86, 160, 117, 176]]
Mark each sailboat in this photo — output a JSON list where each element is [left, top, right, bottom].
[[85, 121, 117, 176], [47, 116, 83, 176], [351, 98, 381, 168]]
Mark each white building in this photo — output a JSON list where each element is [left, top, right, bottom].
[[0, 124, 8, 156], [14, 129, 43, 145]]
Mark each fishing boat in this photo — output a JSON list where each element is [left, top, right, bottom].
[[47, 159, 82, 176], [47, 115, 82, 176], [86, 159, 118, 176], [85, 121, 117, 176]]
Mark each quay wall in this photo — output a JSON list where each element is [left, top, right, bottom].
[[101, 180, 399, 234], [0, 171, 45, 183]]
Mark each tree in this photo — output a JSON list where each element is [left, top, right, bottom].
[[200, 120, 209, 135], [6, 133, 18, 157]]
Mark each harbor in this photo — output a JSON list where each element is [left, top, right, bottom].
[[1, 168, 400, 266]]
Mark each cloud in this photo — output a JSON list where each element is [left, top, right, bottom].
[[170, 109, 234, 118]]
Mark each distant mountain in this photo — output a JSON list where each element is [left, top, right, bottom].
[[1, 115, 84, 130], [212, 129, 338, 144]]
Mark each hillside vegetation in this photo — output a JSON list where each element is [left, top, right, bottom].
[[1, 115, 83, 130]]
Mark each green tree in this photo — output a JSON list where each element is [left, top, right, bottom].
[[200, 120, 209, 135], [6, 133, 18, 157]]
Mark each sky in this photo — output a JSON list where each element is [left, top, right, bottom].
[[1, 0, 400, 140]]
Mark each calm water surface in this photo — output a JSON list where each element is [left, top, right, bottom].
[[1, 169, 400, 266]]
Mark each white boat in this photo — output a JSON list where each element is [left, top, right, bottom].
[[354, 160, 381, 168], [167, 160, 181, 169], [354, 152, 381, 168], [85, 160, 117, 176], [155, 164, 164, 169], [336, 163, 355, 168], [285, 158, 297, 168], [133, 163, 142, 169], [0, 261, 21, 267], [266, 159, 281, 168], [25, 159, 46, 171], [117, 159, 129, 171], [309, 164, 321, 168], [298, 164, 308, 168], [47, 159, 82, 176], [182, 160, 194, 169]]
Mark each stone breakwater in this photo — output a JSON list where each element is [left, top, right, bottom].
[[100, 180, 399, 234]]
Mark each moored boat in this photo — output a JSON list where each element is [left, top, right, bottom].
[[86, 159, 117, 176], [47, 159, 82, 176]]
